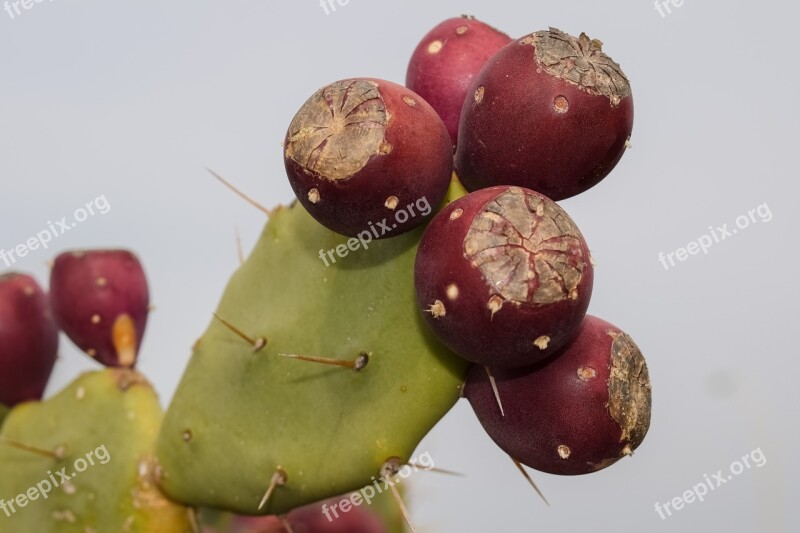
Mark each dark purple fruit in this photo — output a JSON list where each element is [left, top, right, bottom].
[[414, 185, 593, 368], [455, 28, 634, 200], [465, 315, 652, 475], [284, 78, 452, 238], [406, 16, 512, 146], [0, 273, 59, 406], [50, 250, 149, 368]]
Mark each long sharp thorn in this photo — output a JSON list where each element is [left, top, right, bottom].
[[512, 457, 550, 507], [484, 365, 505, 417], [389, 483, 416, 533], [0, 438, 65, 460], [407, 463, 464, 477], [258, 468, 287, 511], [206, 168, 273, 217], [187, 508, 200, 533], [275, 352, 369, 371], [279, 516, 295, 533], [235, 227, 245, 266], [212, 313, 267, 352], [380, 458, 417, 532]]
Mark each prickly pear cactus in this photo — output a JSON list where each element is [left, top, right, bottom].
[[156, 184, 469, 515], [0, 369, 193, 532]]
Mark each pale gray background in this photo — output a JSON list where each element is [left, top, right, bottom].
[[1, 1, 797, 532]]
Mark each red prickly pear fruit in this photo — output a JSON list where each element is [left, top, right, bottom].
[[406, 15, 512, 145], [284, 78, 452, 238], [465, 315, 652, 475], [455, 28, 634, 200], [49, 250, 149, 368], [414, 185, 593, 368], [286, 501, 386, 533], [0, 273, 59, 406], [219, 499, 386, 532], [215, 515, 283, 532]]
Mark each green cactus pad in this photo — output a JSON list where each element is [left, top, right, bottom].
[[156, 191, 469, 515], [0, 370, 193, 532]]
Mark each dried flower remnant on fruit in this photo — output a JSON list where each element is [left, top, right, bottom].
[[487, 295, 504, 316], [557, 445, 571, 459], [285, 80, 389, 180], [534, 336, 550, 350], [525, 28, 631, 106], [463, 187, 587, 306], [607, 331, 651, 445], [577, 366, 597, 381], [553, 96, 569, 113], [428, 300, 446, 318]]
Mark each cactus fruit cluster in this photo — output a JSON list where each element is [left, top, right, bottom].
[[1, 14, 652, 533]]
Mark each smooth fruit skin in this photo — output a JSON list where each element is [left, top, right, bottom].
[[465, 315, 652, 475], [455, 28, 634, 200], [414, 185, 593, 368], [0, 273, 59, 406], [50, 250, 149, 368], [284, 78, 452, 238], [406, 16, 511, 146]]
